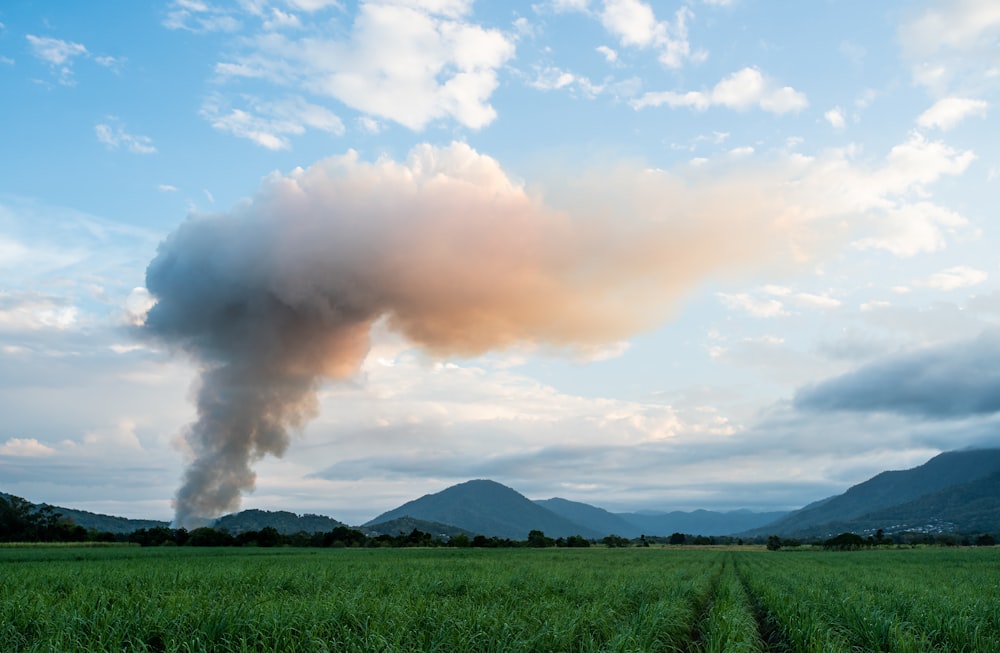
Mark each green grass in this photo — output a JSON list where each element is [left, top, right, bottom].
[[2, 546, 1000, 652]]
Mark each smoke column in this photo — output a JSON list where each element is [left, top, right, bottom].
[[142, 142, 801, 527]]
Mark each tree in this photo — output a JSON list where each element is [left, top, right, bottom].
[[668, 532, 686, 545], [766, 535, 783, 551], [527, 530, 555, 547], [823, 532, 866, 551], [601, 534, 630, 548], [256, 526, 281, 547]]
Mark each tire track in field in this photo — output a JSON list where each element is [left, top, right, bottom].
[[684, 555, 725, 653], [732, 557, 792, 653]]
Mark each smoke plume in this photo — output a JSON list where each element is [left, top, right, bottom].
[[142, 142, 802, 527]]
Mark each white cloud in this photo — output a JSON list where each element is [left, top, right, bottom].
[[285, 0, 343, 11], [528, 65, 604, 97], [25, 35, 86, 66], [824, 106, 846, 129], [793, 292, 842, 310], [158, 184, 179, 192], [919, 265, 988, 291], [212, 1, 515, 131], [95, 120, 157, 154], [717, 292, 787, 318], [93, 55, 126, 73], [596, 45, 618, 62], [599, 2, 705, 68], [200, 94, 344, 149], [632, 67, 808, 114], [0, 438, 55, 458], [163, 0, 242, 32], [26, 35, 87, 85], [898, 0, 1000, 92], [0, 291, 78, 332], [916, 97, 988, 130], [262, 8, 302, 30], [717, 287, 840, 316]]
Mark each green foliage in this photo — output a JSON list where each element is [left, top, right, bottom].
[[600, 534, 630, 548], [0, 494, 115, 543], [0, 546, 714, 652], [823, 532, 867, 550]]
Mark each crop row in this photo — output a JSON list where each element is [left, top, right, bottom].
[[734, 548, 1000, 652]]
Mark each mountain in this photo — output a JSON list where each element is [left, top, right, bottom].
[[364, 516, 476, 539], [214, 509, 346, 534], [534, 497, 785, 537], [534, 498, 640, 537], [46, 506, 168, 534], [860, 470, 1000, 533], [0, 492, 169, 534], [617, 509, 790, 537], [365, 479, 602, 540], [744, 448, 1000, 537]]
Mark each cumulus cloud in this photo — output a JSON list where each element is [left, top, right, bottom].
[[632, 67, 808, 114], [916, 97, 988, 130], [824, 107, 846, 129], [210, 1, 515, 131], [0, 437, 56, 457], [598, 1, 704, 68], [795, 330, 1000, 418], [596, 45, 618, 62]]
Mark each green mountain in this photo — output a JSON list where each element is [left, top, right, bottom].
[[364, 479, 602, 540], [0, 492, 168, 534], [364, 516, 476, 539], [45, 506, 168, 534], [744, 448, 1000, 538], [214, 509, 346, 534]]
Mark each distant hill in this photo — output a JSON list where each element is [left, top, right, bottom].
[[0, 492, 169, 534], [365, 479, 602, 540], [46, 505, 168, 534], [744, 448, 1000, 538], [214, 509, 346, 534], [533, 497, 784, 537], [535, 498, 640, 536], [364, 516, 476, 539], [617, 509, 790, 537]]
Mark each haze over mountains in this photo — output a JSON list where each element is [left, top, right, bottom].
[[5, 448, 998, 539]]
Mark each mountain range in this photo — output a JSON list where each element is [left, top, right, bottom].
[[5, 447, 999, 539], [742, 448, 1000, 538], [363, 479, 785, 539]]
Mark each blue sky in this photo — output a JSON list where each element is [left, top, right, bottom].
[[1, 0, 999, 525]]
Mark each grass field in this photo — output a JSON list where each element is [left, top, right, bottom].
[[2, 546, 999, 652]]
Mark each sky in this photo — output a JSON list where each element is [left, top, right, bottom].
[[1, 0, 999, 526]]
